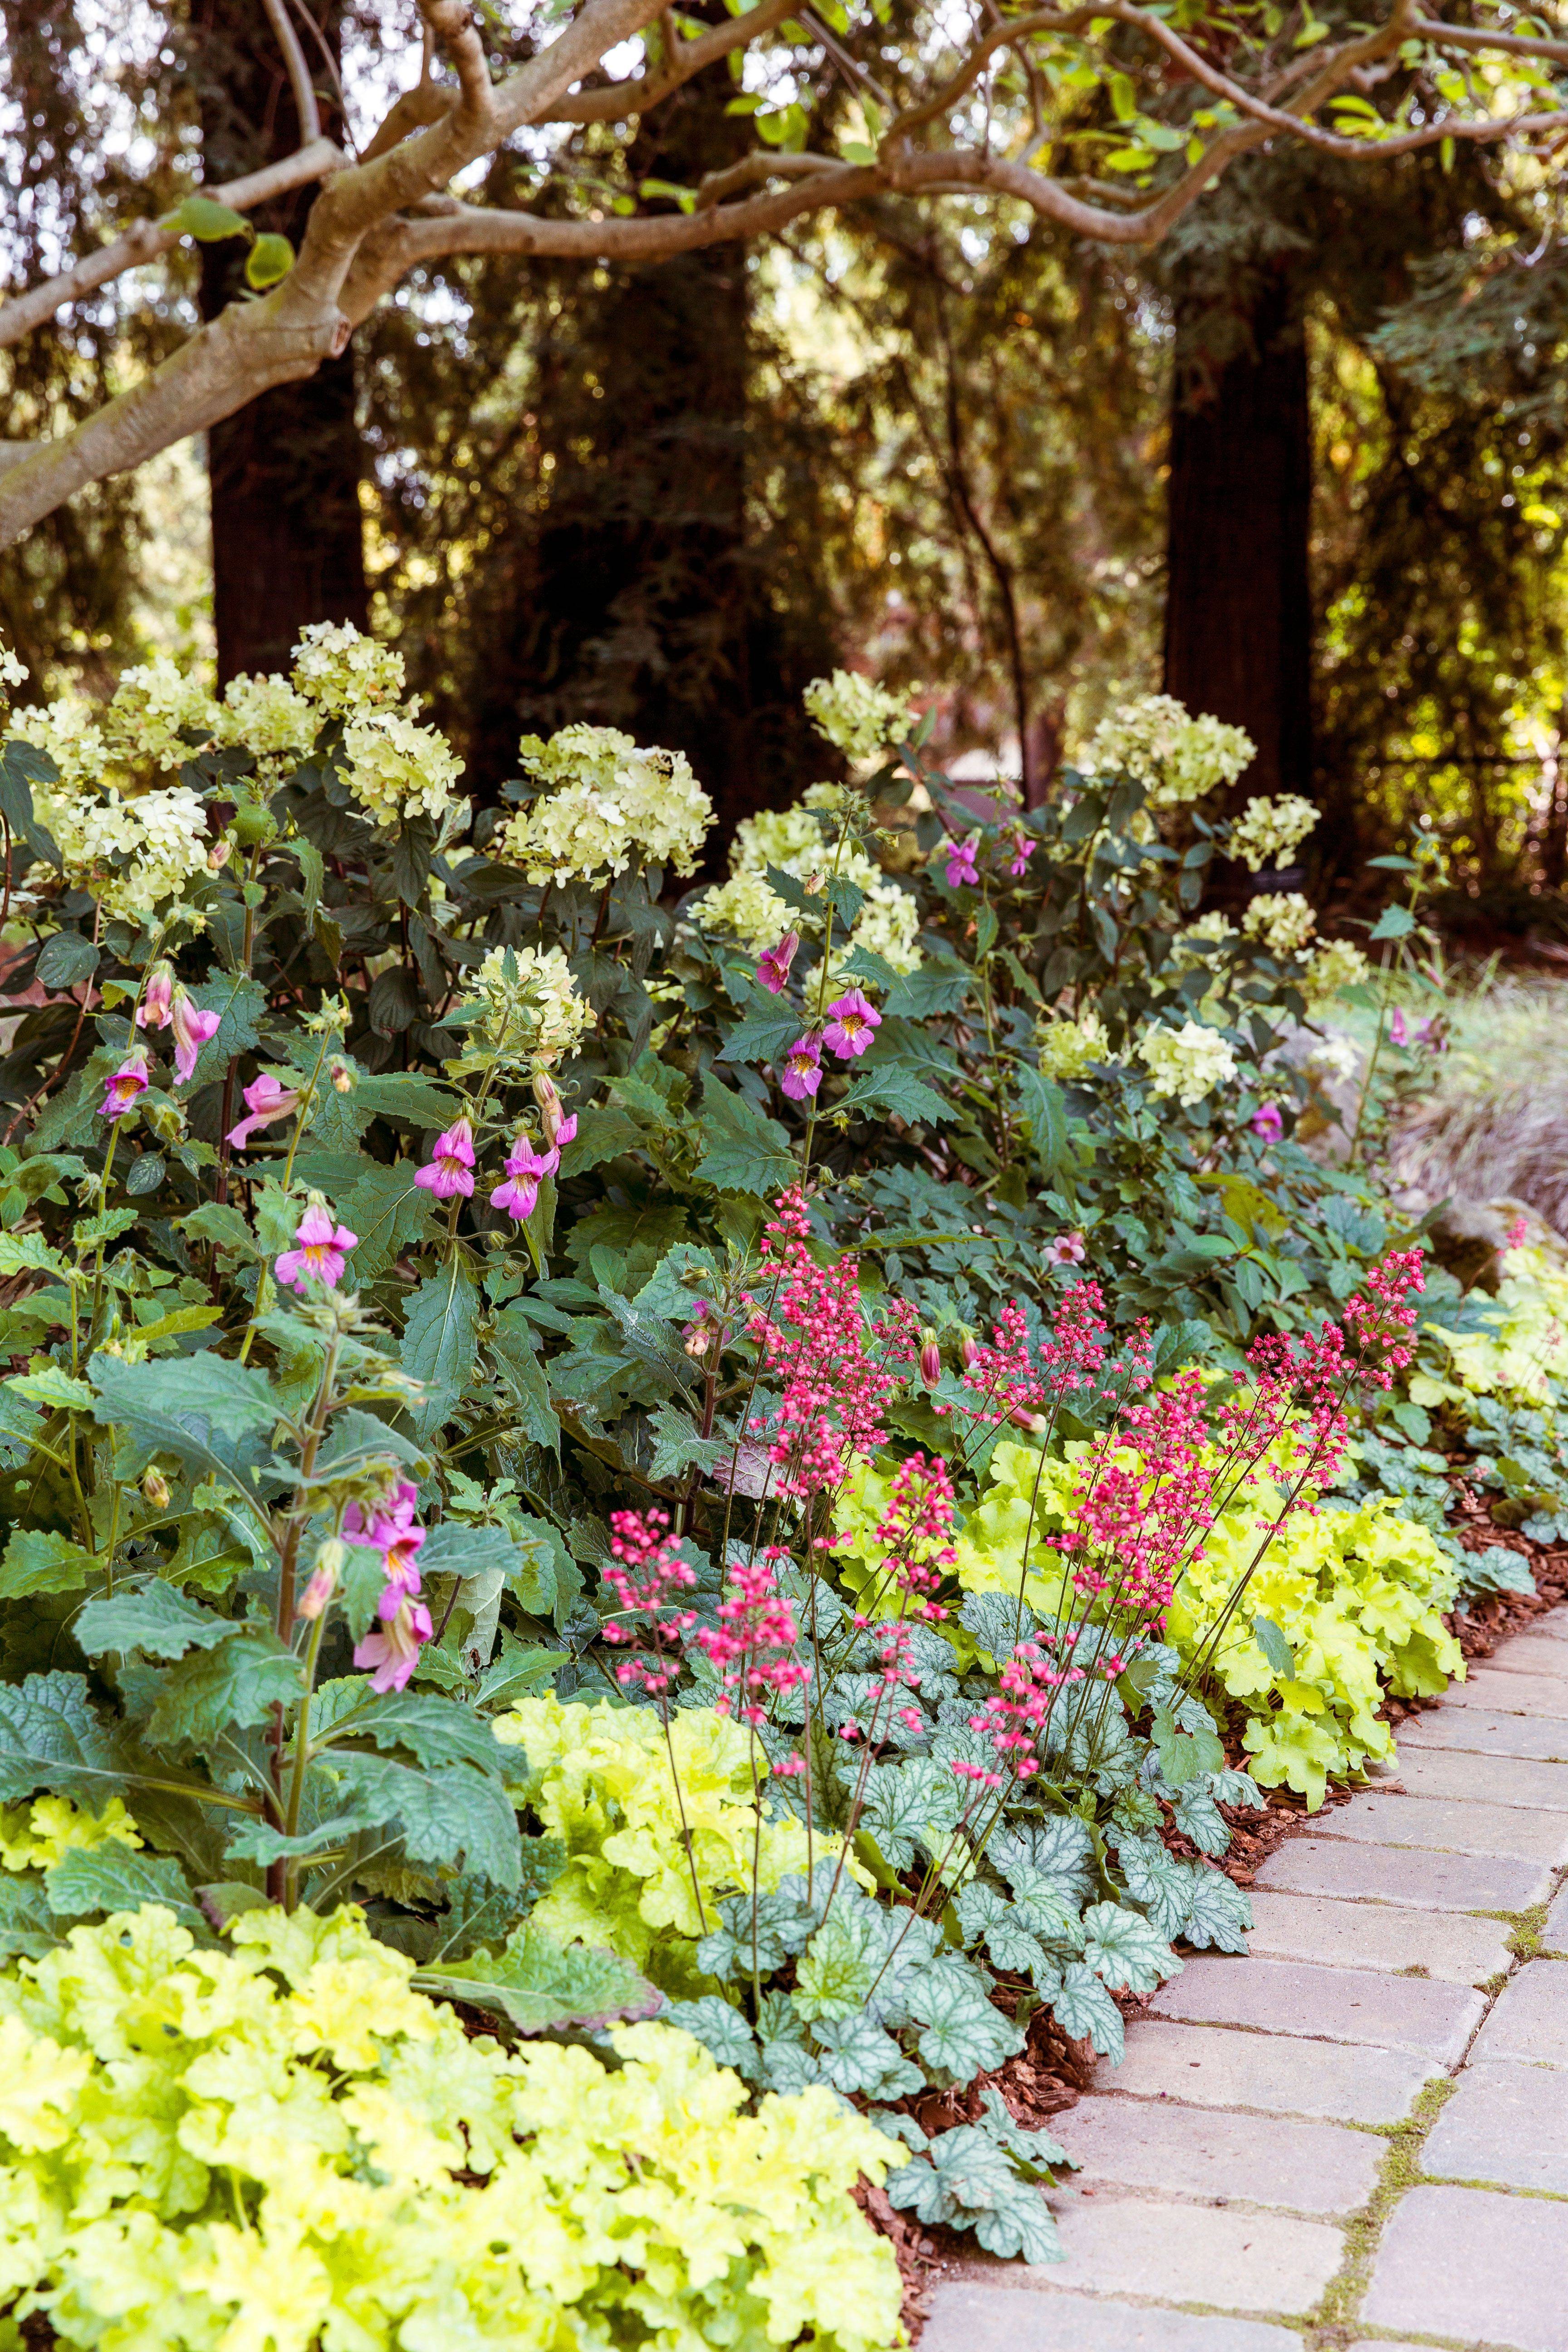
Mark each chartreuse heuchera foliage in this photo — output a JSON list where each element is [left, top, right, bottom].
[[0, 627, 1559, 2337]]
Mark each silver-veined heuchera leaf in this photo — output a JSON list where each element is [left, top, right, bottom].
[[906, 1959, 1024, 2083], [1079, 1898, 1178, 1994]]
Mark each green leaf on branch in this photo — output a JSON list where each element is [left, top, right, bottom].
[[77, 1579, 235, 1660], [44, 1844, 206, 1932], [0, 1875, 63, 1959], [556, 1107, 644, 1180], [145, 1635, 304, 1751], [186, 973, 266, 1088], [401, 1259, 480, 1438], [413, 1919, 661, 2034], [1014, 1063, 1068, 1171], [0, 1672, 131, 1805], [1253, 1614, 1295, 1676], [340, 1159, 436, 1281], [313, 1682, 507, 1777], [1151, 1705, 1225, 1787], [0, 1528, 98, 1597], [160, 193, 250, 241], [692, 1082, 795, 1195], [1369, 904, 1417, 941], [835, 1062, 953, 1127], [329, 1751, 521, 1886], [36, 931, 99, 990], [88, 1351, 281, 1491], [244, 230, 293, 288]]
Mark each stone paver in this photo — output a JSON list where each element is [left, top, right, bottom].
[[921, 1607, 1568, 2352], [1395, 1706, 1568, 1761], [1393, 1744, 1568, 1811], [1254, 1833, 1553, 1911], [1058, 2095, 1381, 2215], [921, 2285, 1303, 2350], [1305, 1788, 1568, 1863], [1099, 2018, 1440, 2123], [1004, 2196, 1343, 2317], [1423, 2058, 1568, 2192], [1147, 1954, 1483, 2062], [1245, 1890, 1512, 1985], [1446, 1667, 1568, 1719], [1362, 2183, 1568, 2351], [1470, 1957, 1568, 2066]]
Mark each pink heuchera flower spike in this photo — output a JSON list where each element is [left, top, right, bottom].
[[778, 1035, 823, 1099], [169, 989, 222, 1085], [226, 1072, 303, 1150], [414, 1115, 475, 1199], [99, 1050, 150, 1120], [757, 931, 801, 995], [136, 964, 174, 1032], [823, 988, 881, 1060], [491, 1131, 556, 1223], [354, 1594, 432, 1693], [274, 1195, 358, 1291]]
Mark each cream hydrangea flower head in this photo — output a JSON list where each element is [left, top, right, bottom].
[[466, 942, 592, 1067], [693, 872, 795, 956], [217, 671, 321, 760], [1242, 891, 1318, 957], [290, 619, 406, 715], [1307, 1032, 1361, 1085], [499, 723, 713, 883], [0, 638, 26, 724], [836, 879, 921, 978], [1137, 1018, 1239, 1105], [12, 695, 108, 794], [31, 775, 211, 925], [1037, 1006, 1119, 1081], [1170, 909, 1238, 971], [1084, 694, 1254, 809], [108, 659, 221, 769], [1230, 792, 1318, 873], [340, 709, 465, 832], [804, 669, 918, 763], [1303, 937, 1371, 1005], [729, 803, 828, 883]]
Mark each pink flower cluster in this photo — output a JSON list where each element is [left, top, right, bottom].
[[227, 1072, 302, 1151], [775, 990, 883, 1101], [602, 1507, 697, 1698], [744, 1190, 916, 1496], [865, 1450, 957, 1621], [968, 1636, 1079, 1782], [342, 1480, 432, 1693], [692, 1550, 809, 1730], [137, 965, 222, 1084]]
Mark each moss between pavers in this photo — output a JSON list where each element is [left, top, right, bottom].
[[1304, 2075, 1459, 2350]]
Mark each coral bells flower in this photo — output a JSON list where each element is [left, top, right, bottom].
[[1251, 1101, 1284, 1143], [354, 1594, 432, 1693], [490, 1131, 556, 1222], [226, 1071, 303, 1150], [692, 1551, 808, 1725], [603, 1507, 698, 1697], [136, 963, 174, 1032], [99, 1050, 150, 1120], [168, 989, 221, 1085], [866, 1451, 957, 1620], [778, 1035, 823, 1100], [274, 1194, 358, 1291], [757, 931, 801, 995], [415, 1115, 475, 1199], [942, 834, 980, 888], [1505, 1212, 1529, 1251], [344, 1480, 426, 1604], [823, 989, 882, 1060]]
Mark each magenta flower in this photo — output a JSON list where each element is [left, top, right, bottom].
[[1009, 833, 1036, 879], [1045, 1231, 1087, 1268], [823, 988, 881, 1060], [168, 990, 221, 1086], [344, 1479, 426, 1602], [490, 1131, 557, 1224], [778, 1035, 823, 1100], [274, 1196, 358, 1291], [1389, 1007, 1408, 1048], [99, 1050, 150, 1121], [414, 1115, 475, 1199], [757, 931, 801, 995], [943, 835, 980, 889], [353, 1594, 432, 1693], [227, 1072, 304, 1151], [135, 964, 174, 1033], [1251, 1101, 1284, 1143], [553, 1112, 578, 1151], [532, 1069, 578, 1152]]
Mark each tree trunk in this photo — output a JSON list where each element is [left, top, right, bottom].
[[192, 0, 367, 684], [1162, 270, 1312, 805]]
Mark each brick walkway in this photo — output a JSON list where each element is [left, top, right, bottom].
[[922, 1612, 1568, 2352]]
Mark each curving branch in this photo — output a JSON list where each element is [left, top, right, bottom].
[[261, 0, 323, 144], [549, 0, 801, 122]]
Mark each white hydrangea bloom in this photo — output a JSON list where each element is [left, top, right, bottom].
[[0, 642, 25, 709], [1230, 792, 1318, 874], [693, 872, 795, 956], [1084, 695, 1255, 809], [218, 672, 321, 759], [108, 660, 221, 769], [1241, 891, 1318, 957], [1170, 910, 1238, 971], [804, 670, 917, 762], [1307, 1033, 1361, 1084], [467, 943, 593, 1067], [1137, 1019, 1239, 1105], [731, 804, 830, 883], [842, 880, 922, 977], [1037, 1007, 1119, 1081], [499, 724, 712, 882], [290, 620, 406, 716], [34, 779, 210, 923], [1303, 938, 1370, 1005], [13, 698, 108, 793], [341, 710, 465, 831]]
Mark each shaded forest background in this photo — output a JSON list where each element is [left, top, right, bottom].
[[5, 0, 1568, 921]]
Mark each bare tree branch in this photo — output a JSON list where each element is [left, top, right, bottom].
[[549, 0, 800, 122], [261, 0, 323, 143]]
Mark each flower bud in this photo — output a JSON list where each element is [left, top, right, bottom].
[[142, 1467, 171, 1509], [297, 1537, 347, 1623], [919, 1329, 942, 1388], [959, 1330, 980, 1369], [208, 838, 233, 871], [804, 871, 824, 897], [330, 1058, 355, 1094]]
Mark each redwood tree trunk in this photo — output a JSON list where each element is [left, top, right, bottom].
[[192, 0, 367, 683], [1162, 272, 1313, 804]]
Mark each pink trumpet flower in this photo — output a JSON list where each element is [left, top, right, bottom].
[[136, 965, 174, 1031], [490, 1131, 557, 1223], [1389, 1007, 1409, 1047], [226, 1072, 303, 1151], [169, 989, 221, 1085], [943, 835, 980, 889], [1252, 1101, 1284, 1143], [274, 1195, 358, 1292], [344, 1479, 426, 1604], [353, 1595, 432, 1693], [757, 931, 801, 995], [823, 988, 881, 1059], [1045, 1231, 1087, 1268], [920, 1331, 943, 1388], [414, 1115, 475, 1199], [99, 1050, 150, 1120], [779, 1035, 823, 1100], [1009, 833, 1036, 878]]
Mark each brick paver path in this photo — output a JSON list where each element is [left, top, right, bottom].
[[922, 1609, 1568, 2352]]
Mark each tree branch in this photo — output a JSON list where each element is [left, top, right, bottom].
[[262, 0, 322, 144], [0, 137, 342, 350], [549, 0, 800, 122]]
